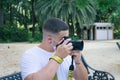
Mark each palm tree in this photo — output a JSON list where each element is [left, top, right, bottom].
[[35, 0, 96, 38]]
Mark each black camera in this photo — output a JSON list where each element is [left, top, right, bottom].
[[56, 36, 84, 51]]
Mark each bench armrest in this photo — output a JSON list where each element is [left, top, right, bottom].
[[81, 56, 115, 80]]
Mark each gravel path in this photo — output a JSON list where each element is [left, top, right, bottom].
[[0, 40, 120, 80]]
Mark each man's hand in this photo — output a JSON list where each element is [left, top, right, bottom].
[[55, 39, 73, 59], [71, 50, 82, 64]]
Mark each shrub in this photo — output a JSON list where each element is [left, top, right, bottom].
[[114, 31, 120, 39], [28, 30, 42, 43], [0, 25, 28, 42]]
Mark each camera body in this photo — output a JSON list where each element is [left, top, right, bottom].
[[57, 36, 84, 51], [71, 40, 84, 50]]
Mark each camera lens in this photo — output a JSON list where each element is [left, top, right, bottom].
[[72, 40, 84, 50]]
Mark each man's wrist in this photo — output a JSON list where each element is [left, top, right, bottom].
[[75, 61, 82, 65], [75, 62, 81, 65], [50, 55, 63, 64]]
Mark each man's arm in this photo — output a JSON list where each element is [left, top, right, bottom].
[[72, 51, 88, 80], [25, 59, 59, 80], [73, 61, 88, 80]]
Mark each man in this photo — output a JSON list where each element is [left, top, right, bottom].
[[20, 18, 88, 80]]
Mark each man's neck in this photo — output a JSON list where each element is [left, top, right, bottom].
[[38, 42, 54, 52]]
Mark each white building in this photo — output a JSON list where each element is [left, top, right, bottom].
[[90, 23, 114, 40]]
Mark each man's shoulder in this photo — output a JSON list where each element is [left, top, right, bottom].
[[25, 46, 38, 53], [22, 46, 40, 57]]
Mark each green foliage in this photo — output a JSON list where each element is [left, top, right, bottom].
[[1, 0, 120, 41], [0, 25, 42, 43], [28, 30, 42, 43], [114, 28, 120, 39], [71, 36, 80, 40], [76, 0, 89, 9], [95, 0, 120, 22], [36, 0, 96, 38], [114, 31, 120, 39], [0, 25, 28, 42]]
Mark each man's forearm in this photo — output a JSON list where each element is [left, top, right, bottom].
[[25, 59, 59, 80], [74, 61, 88, 80]]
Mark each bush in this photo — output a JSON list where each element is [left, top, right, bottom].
[[0, 25, 28, 42], [114, 31, 120, 39], [28, 30, 42, 43]]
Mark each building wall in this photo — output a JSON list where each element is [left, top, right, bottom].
[[95, 26, 113, 40], [83, 23, 114, 40]]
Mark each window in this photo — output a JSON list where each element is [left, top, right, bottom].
[[100, 27, 102, 29], [97, 27, 100, 29], [108, 27, 112, 29], [103, 27, 106, 29]]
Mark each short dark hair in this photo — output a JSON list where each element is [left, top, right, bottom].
[[42, 18, 69, 34]]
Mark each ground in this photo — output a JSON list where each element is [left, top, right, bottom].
[[0, 40, 120, 80]]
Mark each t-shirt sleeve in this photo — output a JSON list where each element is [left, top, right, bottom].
[[20, 52, 41, 80]]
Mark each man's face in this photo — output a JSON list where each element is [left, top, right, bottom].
[[52, 30, 69, 48]]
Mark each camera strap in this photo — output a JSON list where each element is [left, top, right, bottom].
[[54, 56, 74, 80], [68, 56, 74, 80], [54, 74, 58, 80]]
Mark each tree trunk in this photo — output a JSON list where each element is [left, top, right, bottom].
[[24, 9, 28, 30], [68, 15, 74, 37], [76, 22, 82, 39], [9, 5, 12, 26], [31, 0, 35, 38], [0, 2, 4, 26]]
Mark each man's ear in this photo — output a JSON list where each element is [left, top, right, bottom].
[[47, 35, 52, 44]]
